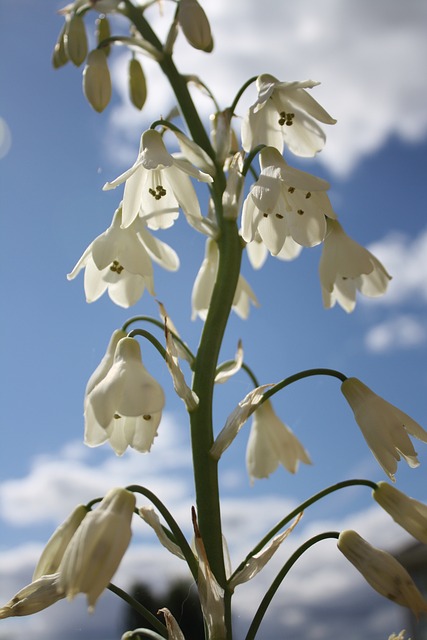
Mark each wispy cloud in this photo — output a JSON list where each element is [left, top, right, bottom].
[[365, 315, 427, 352], [104, 0, 427, 176]]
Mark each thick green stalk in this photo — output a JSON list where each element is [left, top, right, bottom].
[[190, 220, 243, 587]]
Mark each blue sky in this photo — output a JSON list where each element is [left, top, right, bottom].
[[1, 1, 427, 639]]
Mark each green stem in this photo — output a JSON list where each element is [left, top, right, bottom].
[[190, 222, 243, 589], [127, 329, 167, 360], [123, 316, 196, 364], [229, 75, 258, 115], [261, 367, 347, 404], [245, 532, 340, 640], [127, 484, 198, 579], [230, 479, 377, 581], [122, 1, 214, 158], [108, 582, 168, 638]]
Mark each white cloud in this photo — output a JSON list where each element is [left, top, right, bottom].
[[104, 0, 427, 176], [368, 228, 427, 305], [365, 314, 427, 352]]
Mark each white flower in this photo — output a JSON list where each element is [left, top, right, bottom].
[[246, 232, 302, 270], [58, 488, 135, 610], [33, 505, 88, 580], [373, 483, 427, 544], [103, 129, 213, 229], [85, 336, 165, 455], [67, 206, 179, 308], [241, 74, 336, 157], [246, 400, 311, 483], [341, 377, 427, 481], [0, 574, 64, 619], [192, 238, 258, 320], [319, 219, 391, 312], [241, 147, 335, 252], [338, 530, 427, 616]]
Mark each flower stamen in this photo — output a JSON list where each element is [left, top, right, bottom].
[[148, 185, 167, 200]]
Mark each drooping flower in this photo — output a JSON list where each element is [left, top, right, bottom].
[[341, 377, 427, 481], [33, 505, 88, 580], [241, 74, 336, 157], [85, 336, 165, 455], [246, 400, 311, 483], [246, 231, 303, 270], [373, 483, 427, 544], [337, 530, 427, 616], [103, 129, 213, 229], [0, 574, 64, 619], [192, 238, 258, 320], [58, 488, 135, 610], [319, 219, 391, 312], [67, 206, 179, 308], [241, 147, 335, 253]]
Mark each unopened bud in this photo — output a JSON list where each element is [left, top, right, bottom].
[[96, 15, 111, 56], [65, 13, 88, 66], [52, 22, 69, 69], [128, 58, 147, 110], [83, 49, 112, 112], [177, 0, 213, 53]]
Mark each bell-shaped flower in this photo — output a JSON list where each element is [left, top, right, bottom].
[[373, 483, 427, 544], [177, 0, 214, 52], [67, 206, 179, 308], [241, 74, 336, 157], [33, 505, 88, 580], [241, 147, 335, 253], [246, 400, 311, 483], [341, 377, 427, 481], [58, 488, 135, 610], [192, 238, 258, 321], [337, 530, 427, 616], [246, 231, 302, 270], [319, 219, 391, 312], [103, 129, 213, 229], [85, 337, 165, 455], [0, 574, 64, 619]]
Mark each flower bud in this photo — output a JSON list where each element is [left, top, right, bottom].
[[65, 13, 88, 67], [373, 482, 427, 544], [96, 15, 111, 56], [52, 22, 69, 69], [338, 530, 427, 616], [177, 0, 213, 52], [83, 49, 112, 112], [58, 488, 136, 610], [0, 574, 64, 619], [33, 505, 88, 580], [128, 58, 147, 110]]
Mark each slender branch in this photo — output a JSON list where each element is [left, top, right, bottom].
[[245, 532, 340, 640], [261, 368, 347, 404], [122, 316, 196, 364], [127, 329, 167, 360], [127, 484, 198, 579], [108, 582, 168, 638], [230, 479, 377, 581], [229, 75, 258, 115]]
